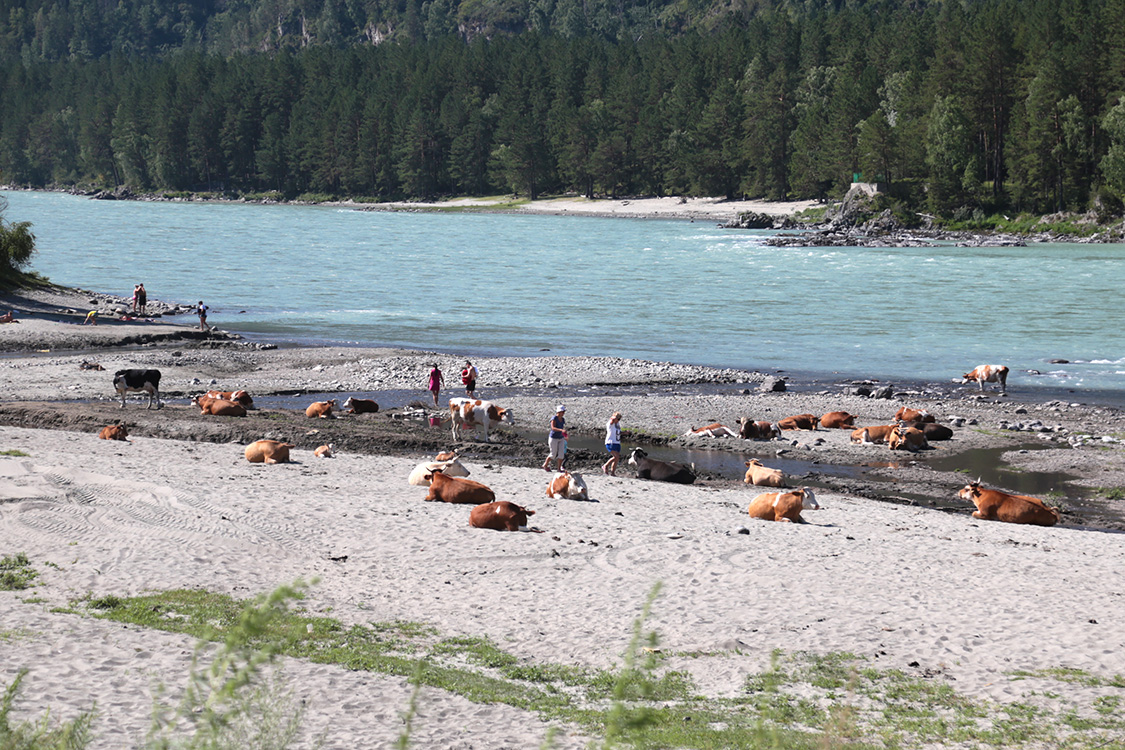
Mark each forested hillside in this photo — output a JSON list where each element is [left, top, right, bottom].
[[3, 0, 1125, 216]]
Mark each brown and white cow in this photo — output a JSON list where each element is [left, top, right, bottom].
[[244, 440, 294, 464], [747, 487, 820, 523], [958, 481, 1059, 526], [98, 421, 128, 441], [192, 395, 247, 417], [204, 390, 254, 409], [738, 418, 780, 440], [423, 471, 495, 504], [448, 398, 514, 441], [685, 422, 738, 438], [314, 444, 335, 458], [342, 397, 379, 414], [743, 459, 787, 487], [776, 413, 818, 431], [546, 471, 589, 500], [407, 457, 470, 486], [963, 364, 1009, 392], [305, 399, 337, 418], [894, 407, 934, 423], [470, 501, 536, 531], [850, 425, 897, 444], [888, 424, 928, 452], [819, 411, 856, 429]]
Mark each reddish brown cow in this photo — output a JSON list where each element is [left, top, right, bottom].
[[739, 418, 779, 440], [820, 411, 856, 429], [424, 471, 496, 504], [850, 425, 897, 444], [204, 390, 254, 409], [894, 407, 934, 423], [449, 398, 515, 441], [192, 395, 247, 417], [98, 421, 128, 441], [305, 399, 337, 418], [747, 488, 820, 523], [958, 481, 1059, 526], [244, 440, 294, 464], [470, 501, 536, 531], [342, 397, 379, 414], [776, 413, 818, 431], [963, 364, 1009, 392], [888, 424, 928, 451]]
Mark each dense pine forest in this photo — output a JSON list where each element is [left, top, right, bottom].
[[3, 0, 1125, 216]]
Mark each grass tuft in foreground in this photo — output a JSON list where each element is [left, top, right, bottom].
[[0, 552, 39, 591], [0, 669, 96, 749]]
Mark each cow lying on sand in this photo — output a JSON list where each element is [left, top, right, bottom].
[[850, 425, 897, 444], [685, 422, 737, 438], [244, 440, 294, 464], [894, 407, 934, 423], [192, 395, 247, 417], [408, 456, 470, 486], [739, 418, 780, 440], [629, 448, 696, 484], [747, 488, 820, 523], [819, 411, 856, 429], [546, 471, 589, 500], [343, 397, 379, 414], [204, 390, 254, 409], [98, 421, 128, 441], [470, 501, 536, 531], [743, 459, 787, 487], [423, 471, 495, 504], [776, 413, 818, 431], [958, 481, 1059, 526], [888, 424, 928, 452], [306, 400, 337, 418]]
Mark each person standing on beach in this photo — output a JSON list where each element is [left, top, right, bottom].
[[131, 285, 140, 314], [461, 360, 478, 398], [136, 283, 147, 316], [427, 364, 445, 406], [602, 411, 622, 476], [197, 300, 210, 331], [542, 405, 567, 472]]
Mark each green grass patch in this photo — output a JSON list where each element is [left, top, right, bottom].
[[42, 585, 1125, 749], [0, 552, 39, 590], [1095, 487, 1125, 501], [0, 449, 29, 456]]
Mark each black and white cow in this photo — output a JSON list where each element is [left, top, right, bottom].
[[628, 448, 696, 484], [113, 369, 162, 409]]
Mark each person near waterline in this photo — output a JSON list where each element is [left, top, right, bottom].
[[602, 411, 623, 476], [83, 309, 98, 325], [197, 300, 210, 331], [542, 404, 567, 472], [136, 283, 147, 315], [461, 360, 478, 398], [427, 364, 445, 407]]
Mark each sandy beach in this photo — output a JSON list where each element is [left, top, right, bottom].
[[2, 284, 1125, 748]]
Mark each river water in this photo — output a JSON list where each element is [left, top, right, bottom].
[[5, 190, 1124, 398]]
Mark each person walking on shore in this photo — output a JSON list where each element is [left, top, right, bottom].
[[461, 360, 478, 398], [602, 411, 622, 476], [542, 405, 567, 472], [427, 364, 445, 407], [197, 300, 210, 331]]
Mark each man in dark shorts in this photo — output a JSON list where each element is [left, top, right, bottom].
[[461, 360, 478, 398]]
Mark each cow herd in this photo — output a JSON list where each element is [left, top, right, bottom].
[[99, 361, 1060, 529]]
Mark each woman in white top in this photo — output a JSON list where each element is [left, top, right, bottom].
[[602, 412, 622, 475]]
